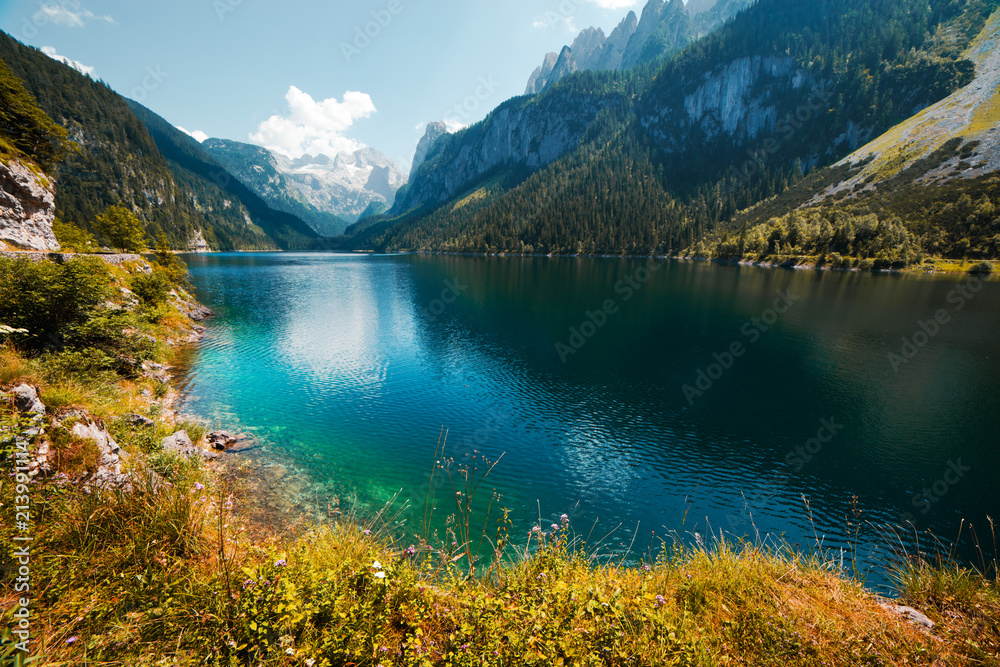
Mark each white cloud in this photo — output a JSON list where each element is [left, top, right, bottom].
[[34, 2, 115, 28], [249, 86, 376, 159], [40, 46, 94, 76], [177, 127, 209, 143], [442, 118, 466, 133]]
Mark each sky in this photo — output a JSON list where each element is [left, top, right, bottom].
[[0, 0, 651, 171]]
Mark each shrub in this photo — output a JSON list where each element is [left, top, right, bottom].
[[52, 218, 98, 253], [130, 271, 171, 307], [0, 257, 111, 351]]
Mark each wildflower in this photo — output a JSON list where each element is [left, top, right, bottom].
[[243, 579, 255, 589], [379, 646, 389, 653], [551, 523, 560, 531], [460, 644, 470, 652], [285, 647, 295, 656], [373, 560, 382, 569], [404, 545, 416, 557], [274, 559, 287, 568], [305, 660, 316, 667], [374, 571, 386, 579], [560, 514, 569, 521], [531, 526, 541, 533], [655, 595, 665, 608], [643, 565, 651, 572], [66, 636, 78, 645], [364, 528, 372, 535], [537, 572, 547, 580], [193, 482, 205, 491]]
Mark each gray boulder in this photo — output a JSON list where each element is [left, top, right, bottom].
[[162, 430, 219, 460], [13, 384, 45, 416]]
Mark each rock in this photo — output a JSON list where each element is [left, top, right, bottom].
[[225, 433, 259, 453], [162, 430, 197, 456], [127, 414, 155, 428], [12, 384, 45, 415], [207, 431, 238, 451], [162, 430, 219, 461], [882, 604, 936, 630], [72, 420, 132, 490], [142, 361, 171, 384], [0, 156, 59, 251]]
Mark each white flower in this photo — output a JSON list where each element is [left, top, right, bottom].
[[305, 660, 316, 667], [374, 571, 386, 579], [285, 647, 295, 656], [372, 560, 382, 569]]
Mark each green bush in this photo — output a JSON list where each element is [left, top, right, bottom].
[[0, 257, 111, 351], [130, 271, 171, 307], [52, 218, 98, 253]]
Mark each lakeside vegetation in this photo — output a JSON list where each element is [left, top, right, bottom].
[[2, 254, 999, 665]]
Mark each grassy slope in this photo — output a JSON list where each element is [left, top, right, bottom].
[[0, 257, 998, 665]]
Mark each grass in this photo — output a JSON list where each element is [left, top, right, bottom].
[[2, 255, 999, 666]]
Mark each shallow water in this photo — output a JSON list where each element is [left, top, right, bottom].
[[177, 253, 1000, 590]]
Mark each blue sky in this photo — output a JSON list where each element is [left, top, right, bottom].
[[0, 0, 647, 170]]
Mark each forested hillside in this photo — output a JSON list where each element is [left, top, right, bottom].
[[0, 31, 316, 251], [350, 0, 1000, 266]]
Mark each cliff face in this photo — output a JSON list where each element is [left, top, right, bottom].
[[0, 157, 59, 251], [392, 90, 618, 214]]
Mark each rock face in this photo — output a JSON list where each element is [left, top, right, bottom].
[[411, 122, 452, 180], [523, 0, 754, 93], [392, 90, 618, 214], [0, 157, 59, 251]]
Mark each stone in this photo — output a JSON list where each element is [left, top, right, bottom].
[[12, 384, 45, 416], [207, 430, 238, 451], [0, 157, 59, 251], [882, 604, 936, 630], [72, 419, 132, 490], [161, 430, 198, 457], [127, 414, 155, 428]]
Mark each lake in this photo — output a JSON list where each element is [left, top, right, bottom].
[[178, 253, 1000, 590]]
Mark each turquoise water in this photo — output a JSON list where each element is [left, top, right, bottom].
[[178, 253, 1000, 588]]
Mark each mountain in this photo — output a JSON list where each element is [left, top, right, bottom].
[[348, 0, 999, 262], [124, 101, 319, 249], [266, 148, 406, 224], [715, 5, 1000, 265], [410, 122, 452, 180], [524, 0, 754, 94], [201, 138, 347, 237], [0, 30, 316, 251]]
